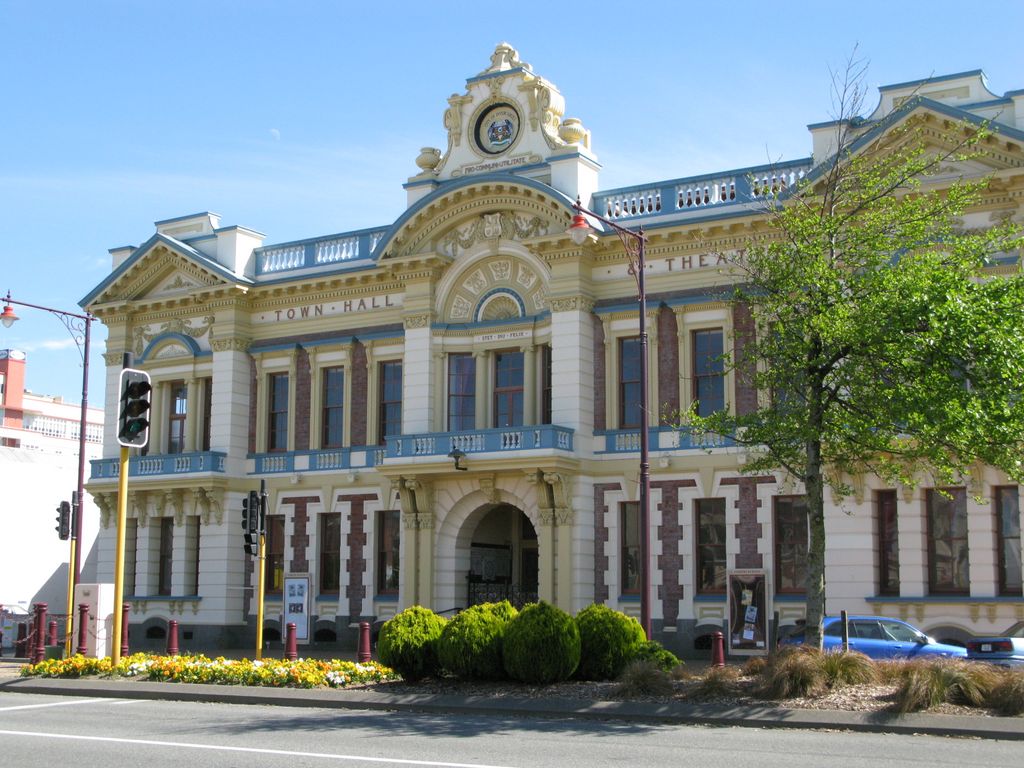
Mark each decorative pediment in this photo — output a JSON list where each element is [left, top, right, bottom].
[[441, 254, 547, 322], [87, 238, 234, 307]]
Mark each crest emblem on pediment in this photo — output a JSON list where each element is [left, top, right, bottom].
[[439, 212, 550, 258]]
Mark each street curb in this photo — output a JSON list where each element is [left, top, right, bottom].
[[2, 675, 1021, 740]]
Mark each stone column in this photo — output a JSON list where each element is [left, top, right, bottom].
[[148, 381, 164, 455]]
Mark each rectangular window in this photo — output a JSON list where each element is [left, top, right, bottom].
[[319, 513, 341, 594], [267, 373, 289, 452], [696, 498, 727, 594], [186, 515, 201, 596], [321, 366, 345, 448], [996, 486, 1021, 596], [493, 351, 524, 427], [621, 501, 641, 595], [447, 353, 476, 432], [201, 377, 212, 452], [378, 361, 403, 444], [158, 517, 174, 596], [377, 509, 400, 595], [540, 344, 552, 425], [927, 488, 969, 594], [692, 329, 725, 416], [619, 337, 642, 428], [125, 518, 138, 596], [167, 380, 187, 454], [774, 496, 808, 594], [876, 490, 900, 595], [265, 515, 285, 594]]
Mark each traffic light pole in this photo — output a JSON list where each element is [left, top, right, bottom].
[[255, 481, 268, 660], [64, 535, 76, 656], [111, 445, 130, 666]]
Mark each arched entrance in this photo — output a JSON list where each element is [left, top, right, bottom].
[[465, 504, 538, 608]]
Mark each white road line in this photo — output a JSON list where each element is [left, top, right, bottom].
[[0, 698, 116, 712], [0, 730, 518, 768]]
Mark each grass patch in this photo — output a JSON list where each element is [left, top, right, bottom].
[[894, 658, 999, 713], [613, 659, 674, 697], [819, 650, 876, 687], [691, 665, 742, 699], [986, 667, 1024, 716], [757, 646, 826, 699]]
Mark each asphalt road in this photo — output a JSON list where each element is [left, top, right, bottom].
[[1, 691, 1022, 768]]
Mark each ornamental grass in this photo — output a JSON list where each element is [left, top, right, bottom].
[[21, 653, 397, 689]]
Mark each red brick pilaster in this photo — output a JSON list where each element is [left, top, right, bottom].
[[732, 302, 757, 416], [351, 341, 367, 446], [248, 357, 258, 454], [339, 493, 376, 620], [657, 306, 679, 422], [295, 347, 310, 451], [652, 479, 696, 624], [282, 495, 318, 573], [592, 483, 621, 603], [721, 476, 774, 568]]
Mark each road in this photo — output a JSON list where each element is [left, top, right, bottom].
[[0, 691, 1021, 768]]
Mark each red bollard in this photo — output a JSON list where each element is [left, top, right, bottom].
[[285, 622, 298, 661], [48, 620, 58, 646], [33, 603, 48, 664], [120, 603, 130, 657], [166, 620, 179, 656], [711, 630, 726, 667], [76, 604, 90, 655], [358, 621, 371, 663]]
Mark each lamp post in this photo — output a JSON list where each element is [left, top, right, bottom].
[[1, 291, 93, 642], [568, 198, 651, 640]]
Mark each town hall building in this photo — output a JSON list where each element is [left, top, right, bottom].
[[81, 45, 1024, 655]]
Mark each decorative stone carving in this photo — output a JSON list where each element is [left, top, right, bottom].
[[103, 351, 126, 366], [211, 336, 251, 353], [403, 313, 431, 329], [549, 296, 594, 313], [96, 493, 114, 529], [415, 147, 442, 172], [558, 118, 587, 145], [438, 212, 550, 258], [132, 315, 215, 357]]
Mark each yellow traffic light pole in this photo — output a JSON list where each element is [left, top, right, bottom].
[[255, 530, 266, 660], [64, 536, 76, 656], [111, 445, 129, 666]]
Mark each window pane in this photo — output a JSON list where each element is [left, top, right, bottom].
[[927, 488, 969, 594], [876, 490, 900, 595], [268, 373, 289, 452], [621, 502, 640, 595], [693, 329, 725, 416], [322, 367, 345, 448], [378, 362, 403, 442], [377, 509, 400, 594], [167, 380, 187, 455], [493, 351, 524, 427], [447, 353, 476, 431], [774, 496, 808, 593], [619, 337, 642, 428], [265, 515, 285, 594], [997, 486, 1022, 595], [319, 513, 341, 593], [696, 498, 727, 593], [158, 517, 174, 596]]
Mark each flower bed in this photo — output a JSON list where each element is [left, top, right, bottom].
[[21, 653, 398, 689]]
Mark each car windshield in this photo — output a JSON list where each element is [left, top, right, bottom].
[[879, 620, 922, 643]]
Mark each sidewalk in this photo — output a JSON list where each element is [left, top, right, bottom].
[[1, 658, 1020, 741]]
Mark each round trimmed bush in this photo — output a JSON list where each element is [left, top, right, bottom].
[[631, 640, 682, 672], [376, 606, 447, 683], [438, 601, 518, 680], [503, 601, 580, 684], [574, 604, 646, 680]]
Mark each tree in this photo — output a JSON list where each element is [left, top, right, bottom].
[[687, 62, 1024, 647]]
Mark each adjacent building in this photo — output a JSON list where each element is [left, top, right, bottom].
[[81, 45, 1024, 655]]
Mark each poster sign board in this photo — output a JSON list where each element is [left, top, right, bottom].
[[283, 576, 310, 641], [727, 569, 769, 655]]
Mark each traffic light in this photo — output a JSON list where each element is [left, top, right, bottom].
[[242, 490, 260, 555], [117, 368, 152, 448], [55, 501, 71, 540]]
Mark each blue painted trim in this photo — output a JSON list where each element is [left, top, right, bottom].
[[138, 332, 203, 362], [90, 451, 227, 480], [866, 595, 1024, 603], [253, 259, 377, 286], [594, 157, 814, 199], [595, 292, 733, 315], [618, 594, 641, 602], [466, 67, 528, 84], [180, 234, 217, 243], [431, 311, 551, 333], [386, 424, 575, 460], [214, 224, 266, 237], [962, 97, 1014, 109], [374, 594, 400, 602], [154, 211, 221, 226], [474, 287, 526, 321], [693, 594, 726, 603], [127, 594, 202, 601], [877, 69, 985, 92], [773, 594, 807, 603], [255, 225, 389, 255]]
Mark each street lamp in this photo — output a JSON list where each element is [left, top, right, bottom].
[[1, 291, 93, 603], [568, 198, 652, 640]]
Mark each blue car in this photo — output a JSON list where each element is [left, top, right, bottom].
[[780, 615, 967, 660], [965, 628, 1024, 667]]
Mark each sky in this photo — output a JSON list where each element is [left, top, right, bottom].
[[1, 0, 1021, 408]]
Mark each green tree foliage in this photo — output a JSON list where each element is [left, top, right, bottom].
[[437, 601, 518, 680], [686, 63, 1024, 647], [376, 605, 447, 683], [502, 602, 581, 684], [574, 604, 646, 680]]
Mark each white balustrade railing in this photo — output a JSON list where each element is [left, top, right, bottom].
[[260, 245, 305, 273], [315, 235, 360, 264], [602, 189, 662, 219]]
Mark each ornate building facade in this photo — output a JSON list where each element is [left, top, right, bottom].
[[82, 45, 1024, 654]]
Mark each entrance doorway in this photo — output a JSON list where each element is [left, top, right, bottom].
[[467, 504, 538, 608]]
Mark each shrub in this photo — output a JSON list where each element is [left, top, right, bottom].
[[377, 606, 447, 683], [630, 640, 683, 673], [819, 650, 877, 687], [574, 604, 646, 680], [691, 665, 742, 699], [757, 646, 826, 699], [613, 659, 674, 697], [987, 667, 1024, 716], [742, 656, 768, 677], [894, 658, 998, 713], [437, 601, 517, 680], [502, 602, 580, 684]]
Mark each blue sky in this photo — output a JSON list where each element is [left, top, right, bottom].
[[1, 0, 1021, 406]]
